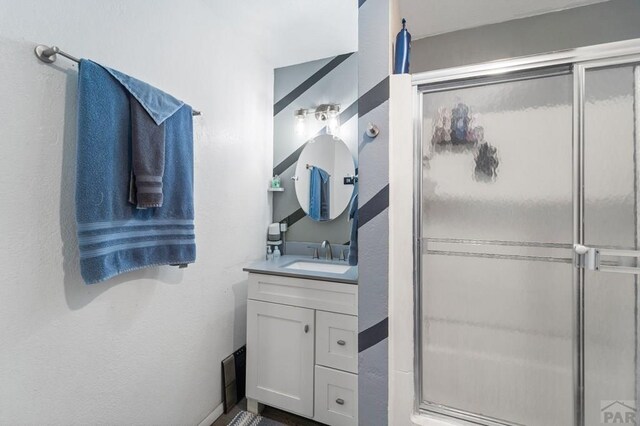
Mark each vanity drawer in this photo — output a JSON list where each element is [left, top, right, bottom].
[[316, 311, 358, 373], [314, 365, 358, 426], [247, 273, 357, 315]]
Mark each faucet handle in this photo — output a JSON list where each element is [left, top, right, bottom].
[[339, 248, 349, 261], [307, 245, 319, 259]]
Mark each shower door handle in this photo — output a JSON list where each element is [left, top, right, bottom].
[[574, 244, 640, 274]]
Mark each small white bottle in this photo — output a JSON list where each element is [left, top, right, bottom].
[[266, 246, 273, 261], [273, 245, 281, 259]]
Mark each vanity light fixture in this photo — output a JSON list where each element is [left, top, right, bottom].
[[293, 104, 341, 137]]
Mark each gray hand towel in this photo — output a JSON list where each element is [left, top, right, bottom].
[[130, 96, 165, 208]]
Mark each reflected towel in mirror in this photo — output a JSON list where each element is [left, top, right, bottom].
[[309, 166, 330, 221], [348, 193, 358, 266]]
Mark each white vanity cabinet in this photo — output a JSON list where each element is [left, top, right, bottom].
[[246, 272, 358, 426]]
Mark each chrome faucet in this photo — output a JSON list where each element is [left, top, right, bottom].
[[320, 240, 333, 260]]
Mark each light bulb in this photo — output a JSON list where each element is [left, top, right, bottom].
[[294, 109, 307, 137], [327, 111, 340, 136], [295, 117, 306, 136]]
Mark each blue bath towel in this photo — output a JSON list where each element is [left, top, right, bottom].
[[348, 193, 358, 266], [309, 166, 330, 221], [76, 59, 195, 284]]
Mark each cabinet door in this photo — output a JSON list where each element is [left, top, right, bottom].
[[246, 300, 315, 417]]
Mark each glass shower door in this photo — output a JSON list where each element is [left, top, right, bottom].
[[579, 62, 639, 426], [418, 71, 575, 425], [416, 53, 640, 426]]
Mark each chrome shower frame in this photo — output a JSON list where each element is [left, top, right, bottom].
[[411, 39, 640, 426]]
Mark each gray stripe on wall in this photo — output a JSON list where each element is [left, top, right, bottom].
[[340, 99, 358, 125], [358, 76, 389, 118], [358, 317, 388, 352], [358, 184, 389, 228], [358, 339, 389, 426], [273, 144, 307, 177], [274, 53, 354, 116], [282, 208, 306, 228]]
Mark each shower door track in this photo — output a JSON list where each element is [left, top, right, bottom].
[[411, 39, 640, 426]]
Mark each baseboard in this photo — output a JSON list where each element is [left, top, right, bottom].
[[198, 402, 224, 426]]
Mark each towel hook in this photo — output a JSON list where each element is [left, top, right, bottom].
[[366, 122, 379, 138]]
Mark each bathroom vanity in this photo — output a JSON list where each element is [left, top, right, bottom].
[[244, 255, 358, 426], [254, 58, 359, 424]]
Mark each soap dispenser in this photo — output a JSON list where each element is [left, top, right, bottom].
[[266, 246, 273, 261], [273, 245, 281, 259]]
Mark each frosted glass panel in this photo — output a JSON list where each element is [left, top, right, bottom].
[[583, 66, 637, 426], [421, 254, 574, 425], [584, 66, 635, 249], [420, 74, 574, 425], [583, 272, 636, 426], [421, 75, 572, 244]]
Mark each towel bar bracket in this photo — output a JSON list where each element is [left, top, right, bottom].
[[35, 45, 80, 64], [35, 45, 59, 63]]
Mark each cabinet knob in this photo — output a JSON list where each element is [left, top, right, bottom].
[[336, 398, 345, 405], [337, 340, 346, 346], [304, 324, 309, 333]]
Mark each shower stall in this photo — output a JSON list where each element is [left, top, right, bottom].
[[411, 41, 640, 426]]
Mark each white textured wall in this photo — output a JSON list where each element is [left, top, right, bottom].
[[0, 1, 273, 424]]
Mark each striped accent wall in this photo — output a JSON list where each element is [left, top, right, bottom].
[[272, 3, 394, 421], [272, 53, 358, 244], [358, 0, 393, 424]]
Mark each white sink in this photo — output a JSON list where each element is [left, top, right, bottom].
[[284, 261, 351, 274]]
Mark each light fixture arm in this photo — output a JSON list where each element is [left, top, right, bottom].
[[314, 104, 340, 121], [293, 103, 341, 137]]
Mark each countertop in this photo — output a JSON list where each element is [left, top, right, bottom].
[[243, 255, 358, 284]]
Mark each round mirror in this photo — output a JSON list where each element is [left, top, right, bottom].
[[294, 135, 355, 221]]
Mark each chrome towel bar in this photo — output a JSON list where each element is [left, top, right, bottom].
[[34, 44, 202, 116]]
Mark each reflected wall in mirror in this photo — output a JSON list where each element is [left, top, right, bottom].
[[272, 52, 357, 244], [294, 135, 355, 221]]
